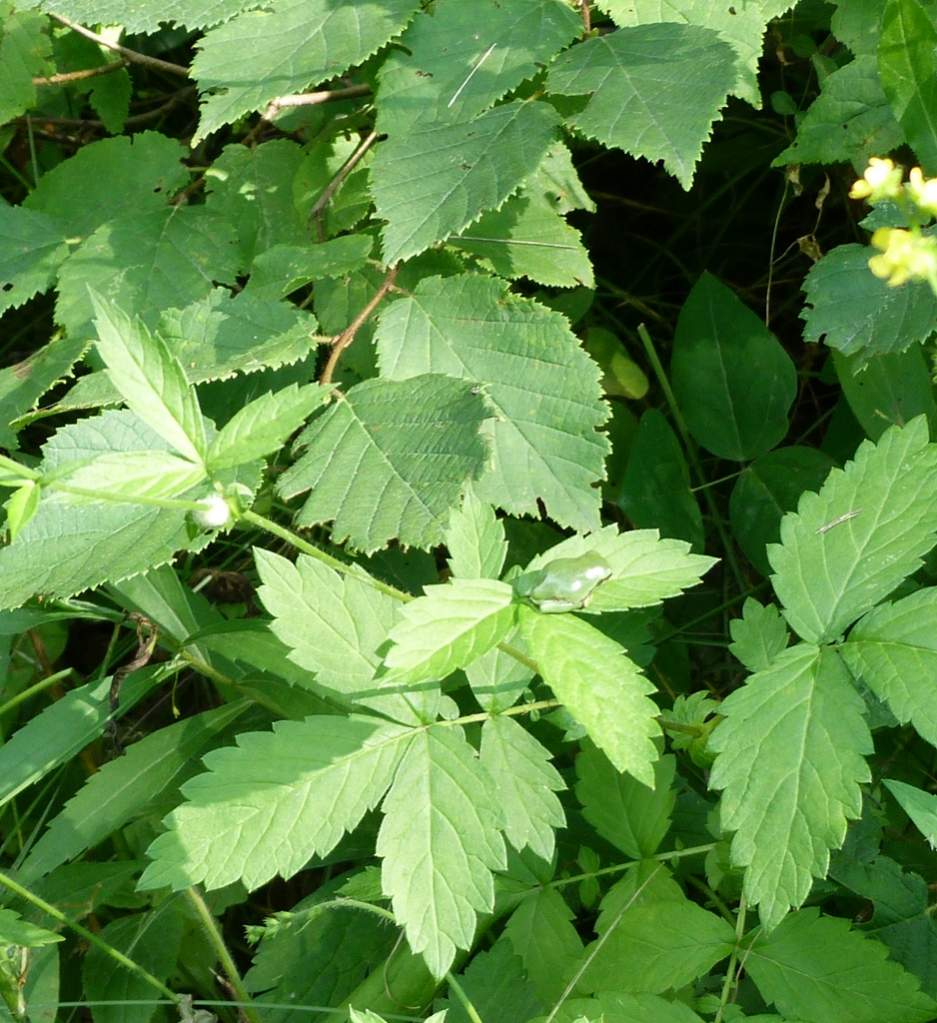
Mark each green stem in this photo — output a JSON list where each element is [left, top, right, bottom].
[[184, 887, 262, 1023], [48, 481, 205, 513], [0, 668, 72, 718], [447, 972, 484, 1023], [547, 843, 716, 890], [0, 869, 178, 1004], [715, 894, 747, 1023]]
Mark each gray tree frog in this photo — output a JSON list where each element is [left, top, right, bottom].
[[513, 550, 612, 612]]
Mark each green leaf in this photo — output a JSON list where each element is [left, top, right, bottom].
[[521, 608, 660, 785], [834, 348, 937, 441], [671, 273, 796, 461], [531, 992, 706, 1023], [841, 587, 937, 746], [480, 715, 565, 861], [773, 57, 904, 168], [192, 0, 421, 143], [207, 382, 326, 470], [90, 293, 206, 464], [729, 599, 789, 674], [278, 374, 490, 552], [446, 490, 507, 580], [36, 0, 266, 31], [575, 745, 676, 859], [745, 908, 935, 1023], [0, 205, 69, 319], [709, 644, 872, 929], [801, 242, 937, 364], [465, 632, 536, 713], [884, 779, 937, 848], [0, 909, 62, 947], [375, 274, 609, 532], [377, 724, 506, 977], [0, 12, 50, 123], [769, 418, 937, 644], [140, 715, 411, 891], [579, 898, 735, 995], [20, 701, 248, 881], [4, 480, 40, 540], [372, 100, 561, 263], [833, 0, 885, 55], [505, 888, 584, 1004], [440, 940, 544, 1023], [48, 451, 206, 503], [879, 0, 937, 173], [245, 236, 374, 301], [545, 24, 737, 189]]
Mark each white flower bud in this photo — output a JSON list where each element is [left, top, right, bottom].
[[192, 493, 231, 528]]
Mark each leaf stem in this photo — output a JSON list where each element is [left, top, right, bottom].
[[261, 83, 371, 120], [47, 480, 206, 512], [32, 60, 126, 85], [446, 972, 485, 1023], [0, 868, 178, 1004], [715, 894, 747, 1023], [0, 667, 72, 718], [184, 887, 262, 1023], [309, 129, 380, 242], [47, 14, 190, 77], [546, 843, 716, 890], [320, 262, 399, 384]]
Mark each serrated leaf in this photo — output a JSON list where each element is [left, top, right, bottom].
[[575, 745, 676, 859], [521, 608, 660, 785], [480, 715, 565, 861], [245, 236, 373, 301], [192, 0, 421, 143], [140, 715, 411, 891], [4, 480, 40, 540], [446, 490, 507, 580], [377, 724, 506, 977], [884, 779, 937, 848], [254, 548, 435, 724], [0, 11, 49, 123], [372, 99, 561, 263], [278, 374, 490, 552], [745, 908, 935, 1023], [90, 293, 206, 463], [20, 701, 248, 881], [465, 630, 535, 713], [375, 273, 609, 531], [546, 24, 736, 189], [840, 588, 937, 747], [729, 599, 789, 674], [879, 0, 937, 173], [383, 578, 515, 685], [774, 57, 904, 168], [801, 242, 937, 364], [207, 382, 326, 470], [0, 909, 62, 947], [0, 205, 69, 319], [709, 644, 873, 929], [769, 418, 937, 644], [671, 273, 796, 460], [833, 0, 885, 56], [441, 940, 544, 1023], [37, 0, 265, 31], [49, 450, 206, 503], [505, 888, 584, 1004]]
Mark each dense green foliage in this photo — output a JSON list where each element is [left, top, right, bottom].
[[1, 1, 937, 1021]]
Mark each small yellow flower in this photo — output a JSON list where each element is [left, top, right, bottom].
[[850, 157, 903, 202], [868, 227, 937, 287], [907, 166, 937, 218]]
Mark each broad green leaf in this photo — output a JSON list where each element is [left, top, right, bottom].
[[90, 293, 206, 463], [36, 0, 266, 31], [834, 348, 937, 441], [774, 57, 904, 168], [383, 578, 516, 685], [729, 446, 835, 577], [801, 242, 937, 364], [709, 645, 873, 929], [0, 668, 161, 807], [579, 898, 735, 995], [841, 588, 937, 746], [745, 908, 935, 1023], [833, 0, 886, 55], [377, 724, 506, 977], [530, 993, 705, 1023], [575, 745, 675, 859], [0, 335, 88, 450], [446, 490, 507, 580], [521, 608, 660, 785], [769, 418, 937, 643], [0, 205, 69, 319], [672, 273, 796, 461], [375, 274, 609, 532], [0, 12, 49, 123], [480, 715, 565, 861], [192, 0, 421, 143], [546, 24, 736, 189], [729, 599, 789, 674], [207, 382, 326, 470], [0, 910, 62, 947], [48, 451, 206, 503], [884, 779, 937, 847], [20, 701, 248, 881], [255, 549, 434, 724], [505, 888, 584, 1004], [440, 940, 544, 1023], [618, 409, 703, 551], [521, 525, 715, 614], [140, 715, 411, 891], [465, 631, 536, 713], [278, 374, 490, 552], [245, 236, 374, 301], [23, 132, 188, 241], [372, 100, 561, 263], [879, 0, 937, 173], [375, 0, 580, 133], [56, 207, 239, 338]]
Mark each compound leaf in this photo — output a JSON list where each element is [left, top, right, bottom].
[[729, 599, 789, 674]]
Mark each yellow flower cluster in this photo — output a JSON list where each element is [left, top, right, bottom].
[[869, 227, 937, 287], [849, 157, 904, 202]]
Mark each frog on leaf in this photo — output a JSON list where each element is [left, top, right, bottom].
[[513, 550, 612, 613]]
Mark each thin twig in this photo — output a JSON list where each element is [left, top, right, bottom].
[[580, 0, 592, 33], [47, 13, 190, 78], [17, 86, 196, 129], [309, 128, 379, 241], [261, 83, 371, 121], [33, 59, 127, 85], [320, 263, 399, 384]]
